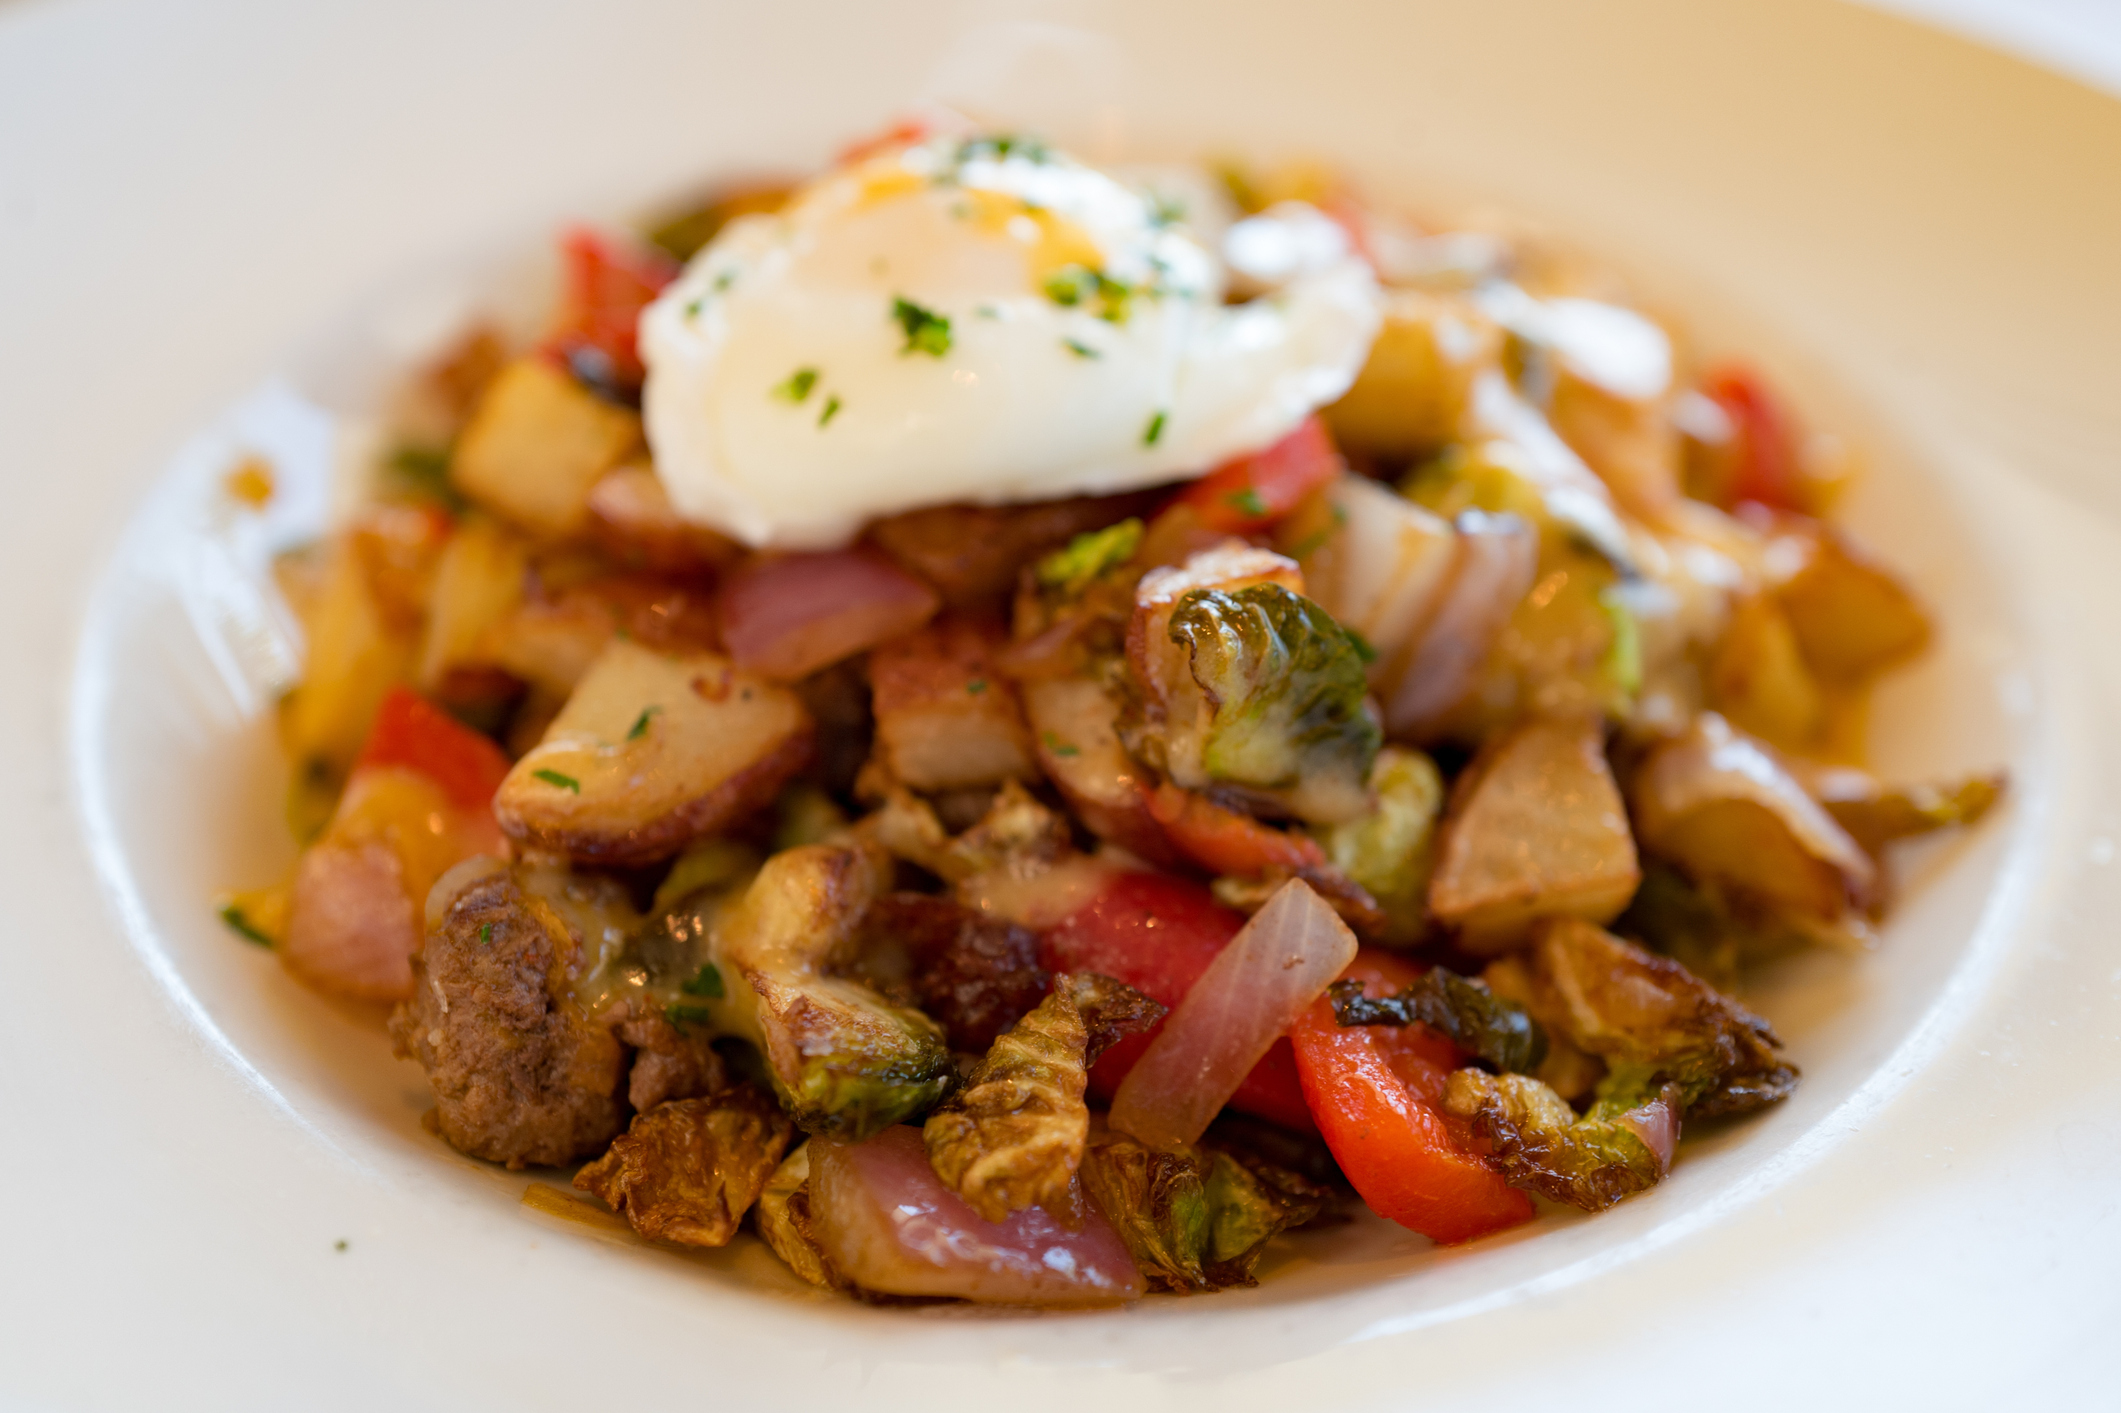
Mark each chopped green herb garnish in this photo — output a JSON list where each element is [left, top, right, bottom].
[[1143, 410, 1167, 446], [1035, 518, 1143, 597], [384, 444, 465, 510], [966, 679, 988, 695], [684, 297, 705, 318], [713, 269, 737, 292], [818, 394, 842, 427], [219, 904, 274, 949], [681, 963, 726, 1000], [1147, 191, 1187, 227], [666, 1003, 716, 1030], [334, 1240, 349, 1253], [479, 922, 494, 946], [532, 768, 581, 793], [1043, 264, 1136, 323], [1063, 338, 1101, 359], [774, 367, 819, 403], [955, 134, 1053, 166], [892, 296, 953, 357], [627, 705, 662, 740], [1226, 487, 1269, 519], [976, 303, 1002, 319], [1042, 731, 1082, 759]]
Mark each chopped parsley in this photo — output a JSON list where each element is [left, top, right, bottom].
[[955, 134, 1053, 166], [627, 705, 662, 740], [1063, 338, 1101, 359], [666, 1003, 716, 1030], [892, 296, 952, 357], [713, 269, 737, 291], [532, 768, 581, 794], [684, 297, 705, 318], [1147, 191, 1187, 228], [680, 963, 726, 1000], [1226, 487, 1269, 519], [818, 394, 842, 427], [1142, 410, 1167, 447], [1043, 264, 1135, 323], [1042, 731, 1081, 759], [478, 922, 494, 946], [334, 1240, 349, 1253], [966, 679, 988, 695], [774, 367, 819, 403], [218, 904, 274, 949]]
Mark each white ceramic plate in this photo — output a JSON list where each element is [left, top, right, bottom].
[[7, 2, 2121, 1409]]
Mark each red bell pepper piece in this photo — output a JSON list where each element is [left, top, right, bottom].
[[1174, 415, 1343, 534], [352, 687, 512, 815], [545, 227, 680, 390], [1041, 870, 1315, 1132], [1143, 781, 1328, 877], [1700, 363, 1800, 512], [1291, 953, 1534, 1244]]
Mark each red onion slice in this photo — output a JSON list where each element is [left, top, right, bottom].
[[1107, 879, 1359, 1149], [807, 1127, 1142, 1306], [1381, 509, 1538, 740], [717, 549, 939, 682]]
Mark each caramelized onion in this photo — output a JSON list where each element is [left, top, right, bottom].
[[1381, 510, 1538, 739], [717, 549, 939, 681]]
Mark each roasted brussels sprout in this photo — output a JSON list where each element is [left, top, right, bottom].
[[1162, 583, 1382, 825], [706, 844, 954, 1139], [924, 973, 1163, 1224], [1328, 967, 1546, 1074], [1443, 1069, 1677, 1211], [1078, 1127, 1328, 1292], [1312, 746, 1446, 945]]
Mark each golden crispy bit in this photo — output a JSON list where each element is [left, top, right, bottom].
[[574, 1085, 794, 1248], [1444, 1069, 1677, 1212], [923, 974, 1162, 1225]]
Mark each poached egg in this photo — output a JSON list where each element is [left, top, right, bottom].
[[640, 133, 1380, 549]]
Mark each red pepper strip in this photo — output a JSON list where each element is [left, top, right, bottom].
[[352, 687, 513, 815], [1700, 363, 1800, 512], [1144, 781, 1328, 877], [1174, 415, 1343, 534], [837, 115, 935, 166], [1041, 870, 1315, 1132], [545, 227, 680, 388], [1291, 959, 1534, 1245]]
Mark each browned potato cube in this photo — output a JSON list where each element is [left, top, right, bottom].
[[1323, 289, 1501, 458], [451, 357, 641, 537], [278, 541, 415, 778], [415, 517, 529, 693], [585, 460, 738, 574], [1772, 527, 1931, 682], [495, 640, 812, 866], [870, 616, 1037, 791], [1427, 714, 1640, 953], [1707, 593, 1824, 751]]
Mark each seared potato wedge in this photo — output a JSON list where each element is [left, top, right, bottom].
[[1771, 525, 1931, 683], [1428, 714, 1640, 953], [279, 542, 414, 779], [1631, 713, 1874, 920], [415, 516, 529, 694], [870, 615, 1038, 791], [496, 640, 813, 866], [1707, 593, 1824, 751], [451, 357, 642, 537]]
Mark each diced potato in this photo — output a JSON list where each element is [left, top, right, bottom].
[[1322, 289, 1501, 458], [1019, 675, 1179, 867], [451, 357, 641, 537], [1770, 526, 1931, 682], [870, 616, 1037, 791], [584, 460, 738, 574], [1279, 474, 1456, 669], [1427, 715, 1640, 953], [278, 541, 415, 780], [1630, 713, 1873, 920], [416, 516, 529, 694], [495, 640, 812, 865], [349, 503, 454, 630], [1707, 593, 1823, 751], [479, 571, 723, 699], [1548, 368, 1678, 521]]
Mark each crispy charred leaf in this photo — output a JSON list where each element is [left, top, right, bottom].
[[1486, 918, 1797, 1120], [922, 974, 1157, 1224], [1615, 860, 1810, 993], [868, 892, 1050, 1052], [1204, 1113, 1349, 1198], [1079, 1127, 1328, 1292], [1443, 1070, 1677, 1212], [755, 1143, 838, 1290], [1816, 770, 2005, 858], [1166, 584, 1382, 819], [1074, 972, 1167, 1065], [573, 1084, 795, 1246], [1328, 968, 1547, 1074], [1311, 746, 1445, 945]]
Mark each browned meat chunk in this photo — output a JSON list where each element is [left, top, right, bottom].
[[388, 861, 629, 1168], [611, 1001, 728, 1113], [575, 1085, 794, 1247], [868, 892, 1048, 1052]]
